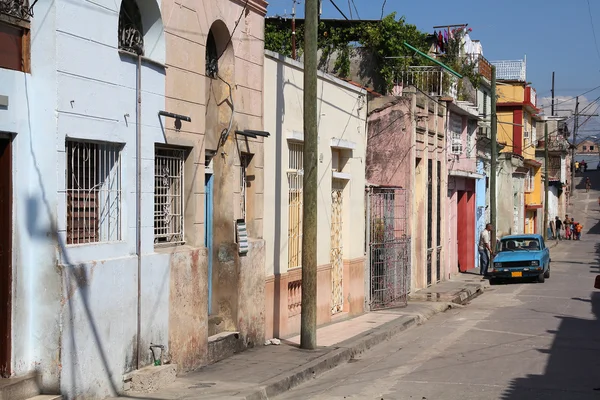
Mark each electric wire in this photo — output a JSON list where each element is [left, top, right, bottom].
[[586, 0, 600, 64]]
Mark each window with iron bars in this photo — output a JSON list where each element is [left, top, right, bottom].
[[288, 142, 303, 269], [154, 147, 185, 245], [66, 140, 123, 245], [118, 0, 144, 55]]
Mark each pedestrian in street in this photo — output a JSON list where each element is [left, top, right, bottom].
[[555, 216, 563, 240], [586, 177, 591, 193], [564, 215, 571, 240], [478, 223, 494, 278], [571, 218, 577, 240], [576, 222, 583, 240], [576, 161, 580, 172]]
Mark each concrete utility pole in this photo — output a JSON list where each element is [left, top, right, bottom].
[[490, 66, 497, 246], [571, 97, 579, 193], [300, 0, 318, 350], [291, 0, 297, 59], [543, 122, 549, 241]]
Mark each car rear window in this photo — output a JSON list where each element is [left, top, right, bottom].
[[500, 238, 540, 251]]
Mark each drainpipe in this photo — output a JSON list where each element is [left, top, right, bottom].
[[136, 55, 142, 370]]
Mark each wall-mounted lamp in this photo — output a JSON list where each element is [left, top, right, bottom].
[[158, 111, 191, 132], [235, 130, 271, 138]]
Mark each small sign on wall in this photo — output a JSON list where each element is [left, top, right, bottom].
[[236, 219, 249, 256]]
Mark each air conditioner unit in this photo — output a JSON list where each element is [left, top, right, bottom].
[[451, 138, 463, 155]]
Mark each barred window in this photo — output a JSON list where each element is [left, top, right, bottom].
[[154, 147, 185, 245], [118, 0, 144, 55], [66, 140, 123, 244]]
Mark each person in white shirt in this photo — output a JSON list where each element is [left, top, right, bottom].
[[478, 223, 494, 277]]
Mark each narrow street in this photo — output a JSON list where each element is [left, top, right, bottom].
[[277, 172, 600, 400]]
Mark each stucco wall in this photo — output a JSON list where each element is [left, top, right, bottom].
[[366, 98, 412, 187], [263, 52, 367, 275], [0, 0, 62, 391], [1, 0, 268, 397], [263, 52, 366, 338]]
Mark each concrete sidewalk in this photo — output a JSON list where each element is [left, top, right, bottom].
[[110, 274, 488, 400]]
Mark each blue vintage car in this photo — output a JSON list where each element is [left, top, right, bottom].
[[489, 234, 551, 283]]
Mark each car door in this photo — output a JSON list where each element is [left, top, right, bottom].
[[540, 237, 549, 266]]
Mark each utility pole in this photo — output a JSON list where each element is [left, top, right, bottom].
[[291, 0, 297, 59], [551, 72, 555, 116], [301, 0, 318, 350], [571, 97, 579, 193], [490, 66, 497, 246], [543, 122, 549, 241]]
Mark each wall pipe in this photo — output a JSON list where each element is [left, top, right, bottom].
[[136, 55, 142, 370]]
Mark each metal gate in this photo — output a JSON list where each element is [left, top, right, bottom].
[[331, 181, 344, 315], [367, 187, 410, 310]]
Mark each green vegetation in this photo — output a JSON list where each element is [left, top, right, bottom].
[[265, 14, 480, 96]]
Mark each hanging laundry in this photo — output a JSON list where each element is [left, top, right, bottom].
[[439, 31, 444, 52], [433, 30, 439, 51]]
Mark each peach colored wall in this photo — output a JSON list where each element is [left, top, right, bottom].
[[162, 0, 268, 372]]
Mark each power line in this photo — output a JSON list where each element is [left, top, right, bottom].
[[587, 0, 600, 63], [350, 0, 360, 19], [380, 0, 387, 19], [328, 0, 349, 20], [217, 0, 250, 60], [539, 85, 600, 109]]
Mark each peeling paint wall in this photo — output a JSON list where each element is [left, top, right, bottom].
[[2, 0, 268, 397]]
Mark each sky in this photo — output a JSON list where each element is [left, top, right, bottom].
[[266, 0, 600, 140]]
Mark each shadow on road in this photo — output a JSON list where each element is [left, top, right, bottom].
[[500, 291, 600, 399], [501, 173, 600, 399]]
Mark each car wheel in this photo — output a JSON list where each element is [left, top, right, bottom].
[[537, 273, 546, 283], [544, 266, 550, 279]]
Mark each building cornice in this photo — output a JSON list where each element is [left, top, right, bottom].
[[231, 0, 268, 16]]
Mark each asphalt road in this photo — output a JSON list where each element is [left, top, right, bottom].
[[277, 172, 600, 400]]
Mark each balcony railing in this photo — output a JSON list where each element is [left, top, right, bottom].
[[0, 0, 32, 20], [490, 59, 526, 81], [395, 66, 458, 98]]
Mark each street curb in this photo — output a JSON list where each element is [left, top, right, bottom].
[[243, 284, 487, 400]]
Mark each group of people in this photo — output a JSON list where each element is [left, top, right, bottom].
[[575, 160, 589, 173], [553, 215, 583, 240]]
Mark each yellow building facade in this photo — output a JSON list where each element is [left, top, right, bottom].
[[497, 83, 543, 234]]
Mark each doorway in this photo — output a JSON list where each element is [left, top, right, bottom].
[[0, 137, 11, 377], [331, 179, 344, 315]]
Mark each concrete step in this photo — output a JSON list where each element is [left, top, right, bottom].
[[207, 331, 244, 365], [0, 373, 40, 400], [123, 364, 177, 394], [25, 396, 62, 400]]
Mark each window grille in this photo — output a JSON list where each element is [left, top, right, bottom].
[[154, 147, 185, 245], [206, 30, 218, 78], [288, 142, 303, 269], [0, 0, 32, 20], [66, 140, 123, 245], [118, 0, 144, 55]]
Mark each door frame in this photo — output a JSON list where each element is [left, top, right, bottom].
[[205, 171, 214, 315], [0, 136, 12, 378]]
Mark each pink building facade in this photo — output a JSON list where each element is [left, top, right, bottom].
[[446, 102, 482, 274]]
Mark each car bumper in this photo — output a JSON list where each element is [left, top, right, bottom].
[[489, 269, 544, 278]]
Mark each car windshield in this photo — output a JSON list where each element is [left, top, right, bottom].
[[499, 238, 541, 252]]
